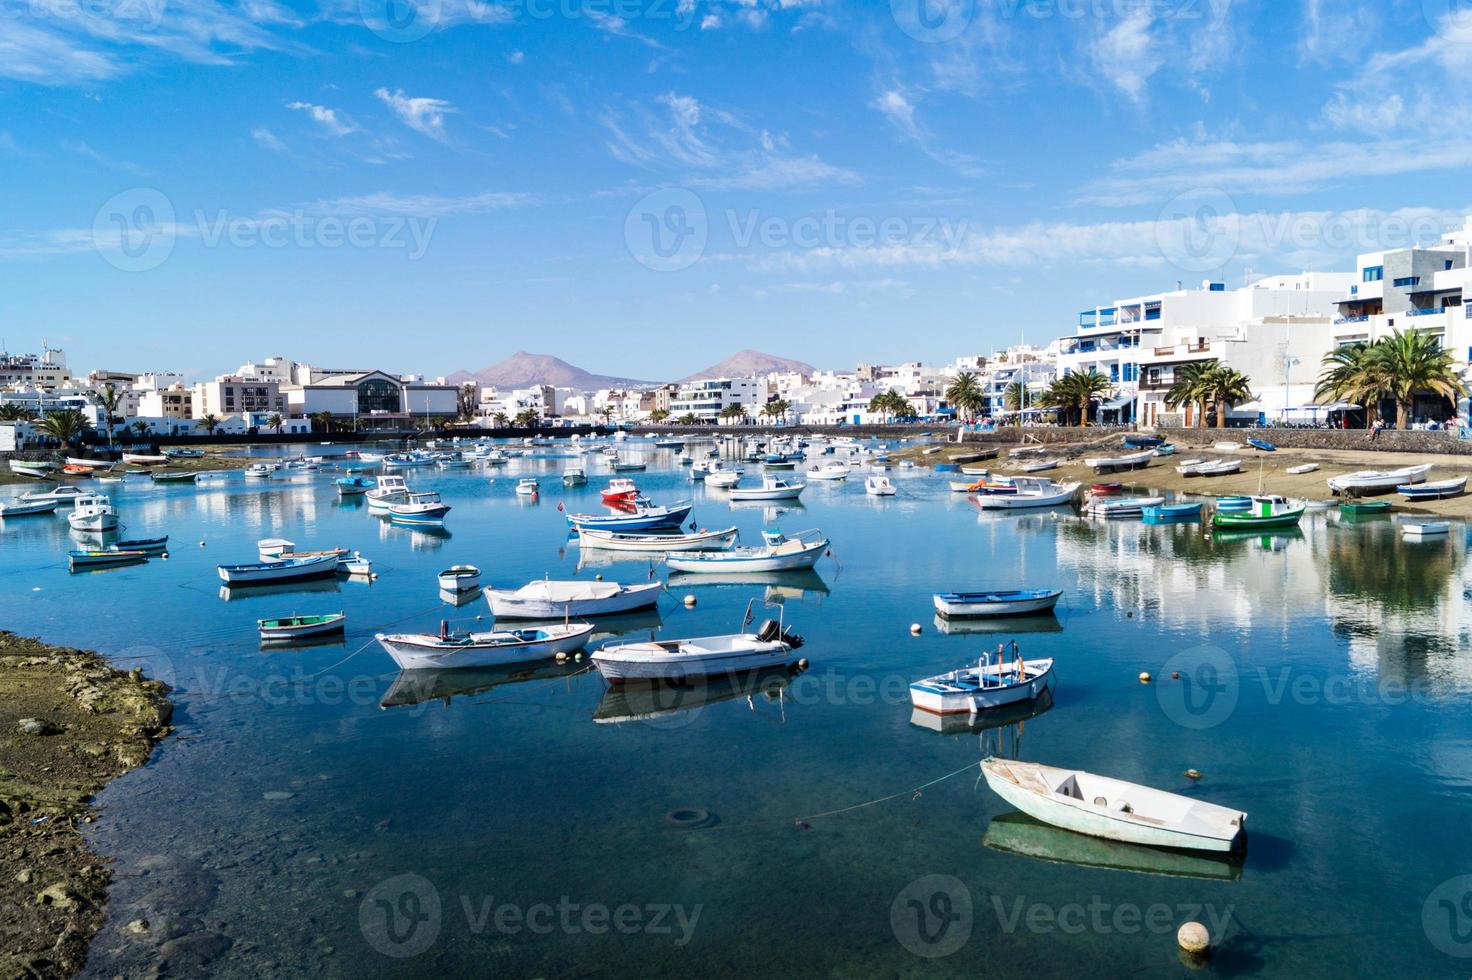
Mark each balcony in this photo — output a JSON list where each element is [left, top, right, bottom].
[[1334, 315, 1369, 324]]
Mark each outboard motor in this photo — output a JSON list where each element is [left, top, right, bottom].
[[780, 627, 804, 650]]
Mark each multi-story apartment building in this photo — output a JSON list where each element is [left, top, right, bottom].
[[670, 377, 764, 422], [192, 377, 289, 419], [137, 385, 194, 420], [0, 346, 70, 390]]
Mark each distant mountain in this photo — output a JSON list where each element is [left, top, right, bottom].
[[679, 350, 816, 383], [447, 351, 652, 391]]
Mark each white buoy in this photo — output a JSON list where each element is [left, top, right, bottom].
[[1138, 671, 1152, 683], [199, 540, 205, 548], [594, 574, 603, 581], [683, 594, 697, 607], [555, 651, 568, 662], [1177, 921, 1210, 957], [910, 623, 922, 635]]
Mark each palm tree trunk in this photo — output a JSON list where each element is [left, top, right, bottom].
[[1216, 402, 1227, 428], [1397, 399, 1410, 430]]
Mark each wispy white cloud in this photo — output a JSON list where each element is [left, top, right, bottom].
[[61, 140, 151, 176], [374, 88, 457, 142], [287, 100, 357, 137], [251, 127, 287, 152], [1090, 9, 1160, 104]]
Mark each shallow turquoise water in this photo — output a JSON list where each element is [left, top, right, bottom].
[[3, 442, 1471, 977]]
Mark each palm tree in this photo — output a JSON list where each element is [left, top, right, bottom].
[[1374, 329, 1466, 429], [1003, 381, 1025, 413], [513, 408, 540, 428], [1056, 370, 1112, 425], [492, 411, 509, 428], [457, 382, 479, 420], [677, 412, 699, 425], [649, 408, 670, 424], [1316, 343, 1388, 428], [131, 420, 152, 440], [1166, 361, 1215, 428], [718, 404, 747, 425], [265, 413, 284, 434], [35, 408, 92, 449], [1202, 365, 1254, 428], [98, 383, 122, 448], [308, 411, 334, 434], [945, 372, 984, 421], [0, 405, 35, 421], [868, 389, 901, 422], [197, 413, 222, 437]]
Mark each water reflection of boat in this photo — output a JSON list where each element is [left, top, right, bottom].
[[983, 812, 1244, 881], [439, 586, 483, 607], [379, 660, 586, 709], [665, 568, 831, 596], [909, 686, 1054, 735], [1210, 526, 1305, 547], [218, 576, 342, 602], [513, 608, 663, 644], [593, 665, 797, 725], [932, 612, 1062, 635]]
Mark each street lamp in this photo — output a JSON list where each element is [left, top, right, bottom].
[[1282, 352, 1301, 423]]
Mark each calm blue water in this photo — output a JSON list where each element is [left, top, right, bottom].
[[3, 440, 1471, 977]]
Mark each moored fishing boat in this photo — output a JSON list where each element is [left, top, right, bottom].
[[577, 526, 739, 552], [979, 759, 1247, 853], [1141, 503, 1202, 524], [703, 469, 742, 489], [515, 478, 540, 496], [244, 463, 274, 479], [1328, 463, 1432, 495], [8, 460, 56, 478], [121, 453, 168, 465], [217, 553, 340, 586], [19, 485, 88, 504], [1340, 499, 1392, 516], [114, 536, 168, 553], [366, 475, 411, 511], [562, 468, 587, 487], [910, 643, 1054, 715], [65, 457, 115, 470], [972, 478, 1079, 510], [865, 476, 896, 496], [149, 470, 197, 483], [375, 622, 595, 670], [335, 476, 375, 495], [67, 493, 118, 532], [565, 500, 693, 531], [807, 463, 849, 481], [664, 529, 827, 573], [600, 478, 640, 503], [0, 498, 60, 517], [257, 612, 346, 641], [162, 448, 205, 459], [438, 565, 481, 592], [1397, 475, 1466, 500], [1083, 495, 1165, 518], [592, 600, 803, 684], [485, 579, 662, 618], [728, 477, 805, 501], [1020, 458, 1060, 473], [257, 538, 296, 557], [388, 491, 451, 525], [1083, 449, 1154, 473], [1195, 459, 1242, 477], [68, 549, 147, 571], [1211, 495, 1305, 529], [1402, 520, 1451, 538], [1122, 435, 1165, 449], [933, 589, 1062, 618]]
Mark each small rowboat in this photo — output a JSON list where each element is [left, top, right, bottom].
[[1398, 475, 1467, 500], [245, 464, 274, 479], [150, 470, 198, 483], [486, 579, 662, 618], [258, 613, 346, 641], [62, 465, 94, 476], [1122, 435, 1164, 449], [1090, 483, 1122, 495], [115, 536, 169, 553], [611, 461, 647, 473], [591, 603, 803, 684], [438, 565, 481, 593], [121, 453, 168, 465], [1215, 496, 1251, 512], [1246, 437, 1276, 452], [69, 549, 147, 571], [1212, 442, 1242, 452], [1195, 459, 1242, 477], [1402, 521, 1451, 538], [910, 645, 1055, 715], [257, 538, 296, 557], [1329, 464, 1431, 495], [0, 498, 59, 517], [163, 448, 205, 459], [66, 457, 115, 469], [21, 485, 89, 504], [1020, 458, 1060, 473], [376, 622, 595, 670], [1152, 444, 1176, 457], [577, 526, 739, 552], [8, 460, 56, 478], [1083, 450, 1154, 472], [980, 759, 1247, 853], [1083, 495, 1165, 518], [1286, 463, 1319, 475], [218, 554, 340, 586], [335, 476, 375, 495], [933, 589, 1062, 618], [1141, 503, 1201, 524], [1340, 500, 1392, 516], [665, 529, 829, 573]]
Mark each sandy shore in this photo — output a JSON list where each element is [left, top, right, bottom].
[[904, 440, 1472, 516], [0, 633, 172, 978]]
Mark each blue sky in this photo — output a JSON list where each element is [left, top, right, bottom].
[[4, 0, 1472, 381]]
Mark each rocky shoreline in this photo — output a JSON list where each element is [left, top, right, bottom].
[[0, 633, 173, 979]]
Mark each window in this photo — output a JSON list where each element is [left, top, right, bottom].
[[1392, 276, 1420, 287], [1363, 266, 1384, 282], [356, 379, 401, 414], [1447, 260, 1455, 271]]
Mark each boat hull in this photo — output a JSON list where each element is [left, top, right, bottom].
[[934, 590, 1062, 618], [376, 626, 593, 670], [578, 527, 738, 552], [218, 555, 340, 585], [592, 639, 792, 683], [258, 615, 346, 640], [910, 661, 1054, 715], [485, 582, 661, 618], [664, 540, 825, 573]]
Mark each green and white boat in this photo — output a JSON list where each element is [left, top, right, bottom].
[[257, 612, 347, 641], [1339, 499, 1392, 516], [1212, 495, 1305, 529]]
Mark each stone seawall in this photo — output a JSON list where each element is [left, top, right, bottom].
[[1158, 427, 1472, 456]]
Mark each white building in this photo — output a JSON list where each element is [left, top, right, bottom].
[[192, 377, 289, 420], [670, 378, 765, 422], [0, 346, 70, 390], [283, 370, 459, 425]]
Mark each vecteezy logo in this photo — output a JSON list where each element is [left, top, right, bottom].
[[359, 873, 441, 958], [1153, 187, 1240, 275], [626, 674, 710, 732], [360, 0, 442, 43], [1422, 0, 1472, 44], [1157, 645, 1240, 730], [624, 188, 707, 273], [92, 188, 175, 273], [890, 0, 974, 44], [890, 874, 972, 958], [1425, 875, 1472, 957]]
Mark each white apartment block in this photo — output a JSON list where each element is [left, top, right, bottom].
[[671, 377, 764, 421], [192, 377, 289, 419], [0, 346, 70, 390]]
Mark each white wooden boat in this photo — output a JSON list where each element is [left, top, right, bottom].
[[1402, 521, 1452, 538], [387, 491, 451, 525], [578, 526, 739, 552], [0, 498, 60, 517], [257, 538, 296, 558], [485, 579, 663, 618], [664, 529, 827, 573], [67, 494, 118, 532], [910, 647, 1055, 715], [339, 554, 373, 576], [217, 553, 340, 585], [592, 601, 802, 683], [728, 477, 805, 501], [1083, 495, 1165, 518], [865, 476, 896, 496], [1083, 449, 1154, 472], [438, 565, 482, 592], [1397, 475, 1466, 500], [566, 500, 693, 531], [121, 453, 168, 465], [258, 612, 346, 641], [960, 465, 990, 476], [20, 485, 88, 504], [1174, 458, 1206, 475], [1195, 459, 1242, 477], [934, 589, 1062, 618], [704, 470, 742, 489], [68, 548, 147, 571], [8, 460, 55, 478], [376, 622, 595, 670], [515, 478, 540, 496], [365, 475, 411, 511], [1286, 463, 1319, 475], [1020, 458, 1060, 473], [65, 457, 114, 469], [973, 478, 1079, 510], [1212, 442, 1242, 451], [1328, 464, 1431, 495], [807, 464, 849, 481], [244, 463, 274, 479], [980, 759, 1247, 853], [561, 468, 587, 487]]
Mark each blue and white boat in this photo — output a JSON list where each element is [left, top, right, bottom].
[[910, 643, 1055, 715], [388, 491, 451, 526], [1122, 435, 1165, 449], [1247, 437, 1276, 452], [1397, 475, 1467, 500], [933, 589, 1062, 618], [217, 553, 340, 586], [366, 475, 411, 512], [335, 476, 375, 496], [565, 500, 693, 531], [664, 529, 828, 573], [1141, 503, 1202, 524]]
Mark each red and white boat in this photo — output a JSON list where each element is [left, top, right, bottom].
[[600, 478, 640, 504]]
